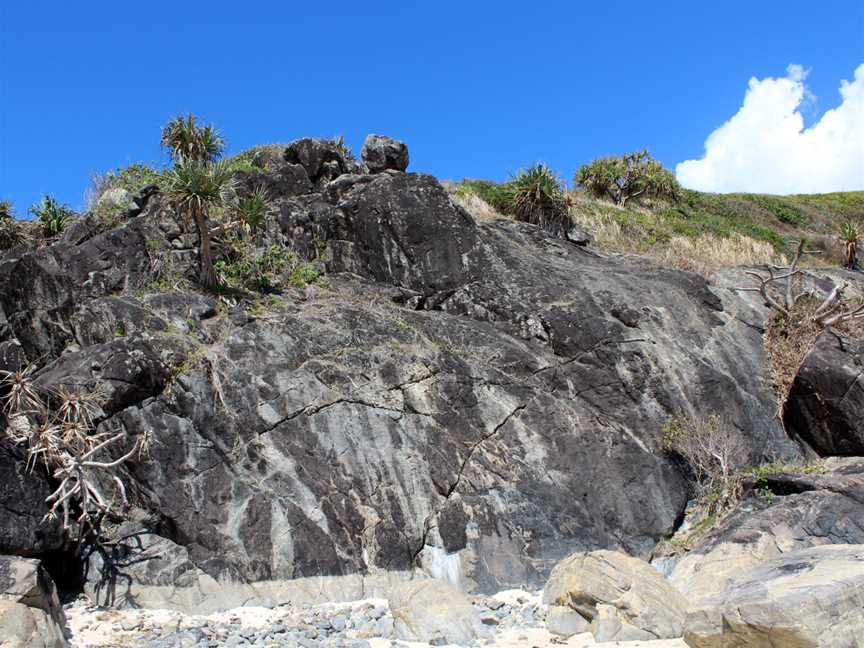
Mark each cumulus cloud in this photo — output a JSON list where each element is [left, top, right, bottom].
[[676, 64, 864, 194]]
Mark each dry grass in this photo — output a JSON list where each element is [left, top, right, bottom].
[[764, 293, 864, 411], [654, 233, 787, 275], [442, 181, 505, 222]]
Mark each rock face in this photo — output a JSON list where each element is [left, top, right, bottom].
[[683, 544, 864, 647], [361, 135, 409, 173], [0, 556, 67, 648], [785, 331, 864, 456], [388, 579, 484, 645], [0, 445, 63, 557], [669, 457, 864, 603], [0, 136, 803, 610], [543, 550, 688, 640]]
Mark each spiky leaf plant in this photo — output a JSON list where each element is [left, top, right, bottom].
[[0, 200, 29, 251], [161, 113, 225, 164], [839, 221, 860, 269], [163, 160, 237, 287], [0, 199, 13, 219], [575, 150, 680, 206], [510, 164, 572, 237], [237, 185, 270, 236], [28, 195, 75, 238]]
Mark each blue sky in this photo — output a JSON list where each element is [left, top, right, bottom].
[[1, 0, 862, 213]]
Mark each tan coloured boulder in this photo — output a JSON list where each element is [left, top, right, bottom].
[[683, 544, 864, 647], [0, 557, 66, 648], [543, 549, 688, 640], [388, 579, 485, 645]]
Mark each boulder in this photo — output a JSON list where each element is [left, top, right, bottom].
[[543, 550, 688, 640], [683, 544, 864, 647], [785, 331, 864, 455], [545, 604, 590, 637], [361, 134, 409, 173], [669, 457, 864, 603], [388, 579, 484, 645], [0, 556, 66, 648], [284, 138, 361, 186], [0, 445, 63, 556]]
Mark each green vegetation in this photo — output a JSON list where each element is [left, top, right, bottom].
[[163, 159, 237, 288], [458, 165, 571, 235], [161, 113, 225, 163], [216, 243, 320, 293], [160, 113, 236, 288], [88, 163, 167, 226], [509, 164, 571, 236], [237, 185, 270, 235], [28, 195, 76, 237], [0, 201, 28, 251], [839, 220, 860, 268], [455, 169, 864, 271], [575, 150, 680, 207]]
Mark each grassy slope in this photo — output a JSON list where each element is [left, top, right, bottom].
[[455, 179, 864, 268]]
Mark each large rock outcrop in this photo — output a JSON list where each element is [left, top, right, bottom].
[[683, 544, 864, 647], [543, 550, 688, 641], [388, 579, 484, 645], [785, 330, 864, 456], [0, 136, 804, 610], [668, 457, 864, 603]]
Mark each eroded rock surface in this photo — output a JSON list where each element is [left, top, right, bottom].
[[683, 544, 864, 647], [668, 457, 864, 603], [0, 137, 804, 611]]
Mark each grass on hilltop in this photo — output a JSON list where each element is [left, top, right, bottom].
[[448, 178, 864, 275]]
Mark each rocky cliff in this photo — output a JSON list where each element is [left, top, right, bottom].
[[0, 137, 856, 622]]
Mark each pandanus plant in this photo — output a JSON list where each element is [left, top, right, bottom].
[[162, 159, 236, 287], [840, 221, 860, 269], [160, 114, 232, 287]]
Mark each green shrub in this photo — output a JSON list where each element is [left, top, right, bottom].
[[0, 200, 13, 220], [743, 195, 806, 226], [87, 163, 167, 228], [216, 244, 298, 292], [288, 263, 319, 288], [575, 150, 680, 206], [509, 164, 572, 236], [236, 186, 270, 235], [28, 195, 75, 237], [662, 414, 749, 515], [458, 180, 515, 213]]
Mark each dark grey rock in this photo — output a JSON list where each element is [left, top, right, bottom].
[[785, 331, 864, 455], [361, 135, 409, 173], [0, 146, 805, 609]]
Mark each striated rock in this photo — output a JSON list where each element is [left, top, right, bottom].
[[0, 556, 66, 648], [785, 331, 864, 456], [683, 544, 864, 647], [361, 135, 409, 173], [543, 550, 688, 640], [388, 579, 484, 645], [0, 149, 802, 609], [668, 457, 864, 603], [0, 444, 62, 556]]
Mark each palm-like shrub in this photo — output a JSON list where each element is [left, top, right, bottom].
[[510, 164, 571, 237], [237, 185, 270, 236], [575, 150, 680, 207], [0, 200, 13, 219], [163, 160, 237, 287], [161, 114, 225, 164], [840, 221, 860, 269], [28, 195, 75, 238]]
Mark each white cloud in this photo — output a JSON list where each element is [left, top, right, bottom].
[[676, 64, 864, 194]]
